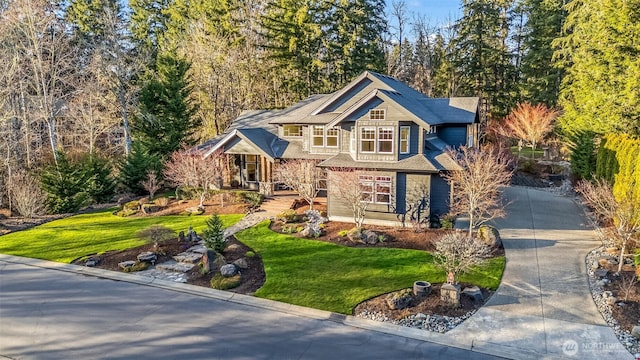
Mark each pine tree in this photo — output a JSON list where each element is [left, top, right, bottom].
[[133, 52, 200, 158], [81, 154, 116, 204], [119, 142, 161, 195], [40, 152, 90, 214]]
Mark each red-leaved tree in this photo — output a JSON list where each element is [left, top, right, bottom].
[[504, 102, 559, 159]]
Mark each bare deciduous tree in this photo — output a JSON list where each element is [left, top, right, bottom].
[[504, 102, 559, 159], [274, 159, 323, 210], [327, 168, 369, 228], [142, 170, 162, 201], [7, 169, 45, 217], [576, 178, 640, 273], [433, 231, 492, 283], [618, 271, 637, 302], [445, 145, 513, 237], [163, 149, 225, 208]]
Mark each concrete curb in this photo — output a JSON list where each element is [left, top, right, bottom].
[[0, 253, 497, 358]]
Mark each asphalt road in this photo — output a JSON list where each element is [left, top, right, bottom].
[[0, 259, 502, 360]]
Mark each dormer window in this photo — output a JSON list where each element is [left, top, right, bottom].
[[427, 125, 437, 134], [369, 109, 385, 120], [283, 124, 303, 137]]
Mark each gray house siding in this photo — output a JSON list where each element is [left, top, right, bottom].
[[439, 126, 467, 147], [430, 174, 450, 215]]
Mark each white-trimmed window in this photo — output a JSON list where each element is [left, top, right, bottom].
[[400, 126, 410, 154], [350, 126, 356, 152], [312, 126, 324, 146], [283, 124, 302, 137], [378, 127, 393, 153], [359, 175, 392, 204], [369, 109, 385, 120], [360, 127, 376, 153], [326, 127, 339, 147]]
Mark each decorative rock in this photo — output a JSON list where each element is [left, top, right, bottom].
[[385, 289, 413, 310], [233, 258, 249, 270], [226, 244, 241, 251], [440, 283, 461, 307], [137, 251, 157, 263], [362, 230, 379, 245], [413, 281, 431, 298], [415, 313, 427, 320], [606, 247, 620, 255], [85, 260, 97, 267], [606, 296, 618, 306], [478, 225, 501, 248], [595, 268, 609, 278], [173, 252, 203, 264], [599, 256, 619, 267], [462, 286, 484, 302], [186, 245, 207, 254], [118, 260, 136, 270], [213, 253, 227, 269], [185, 206, 205, 216], [156, 261, 195, 272], [220, 264, 238, 277], [631, 326, 640, 340], [178, 231, 185, 242]]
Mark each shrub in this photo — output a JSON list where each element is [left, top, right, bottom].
[[433, 232, 492, 283], [81, 155, 116, 204], [119, 142, 160, 195], [518, 159, 537, 174], [210, 274, 242, 290], [123, 261, 149, 273], [154, 197, 169, 207], [137, 225, 176, 247], [440, 216, 454, 229], [235, 191, 264, 208], [337, 230, 349, 237], [203, 213, 225, 253], [7, 169, 45, 218], [245, 251, 256, 258], [114, 208, 137, 217], [123, 200, 141, 211], [277, 209, 299, 223]]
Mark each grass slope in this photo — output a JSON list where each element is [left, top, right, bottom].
[[236, 222, 505, 314], [0, 209, 243, 263]]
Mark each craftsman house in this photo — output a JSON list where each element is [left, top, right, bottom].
[[199, 71, 479, 226]]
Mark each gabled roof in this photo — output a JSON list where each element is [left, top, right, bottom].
[[202, 128, 281, 161]]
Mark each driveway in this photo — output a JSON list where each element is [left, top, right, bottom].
[[450, 186, 633, 359]]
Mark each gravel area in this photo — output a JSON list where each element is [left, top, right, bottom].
[[356, 308, 479, 333]]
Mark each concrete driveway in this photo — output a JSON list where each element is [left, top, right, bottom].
[[450, 186, 633, 359]]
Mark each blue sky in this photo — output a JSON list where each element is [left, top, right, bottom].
[[388, 0, 462, 25]]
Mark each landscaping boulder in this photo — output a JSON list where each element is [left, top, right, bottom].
[[385, 289, 413, 310], [362, 229, 379, 245], [233, 258, 249, 270], [478, 225, 501, 248], [213, 253, 227, 270], [173, 251, 203, 264], [347, 228, 363, 243], [226, 243, 241, 251], [462, 286, 484, 303], [598, 256, 618, 267], [137, 251, 157, 264], [141, 204, 160, 214], [413, 281, 431, 298], [220, 264, 238, 277], [631, 326, 640, 340], [118, 260, 136, 270], [594, 268, 609, 278], [185, 206, 205, 216]]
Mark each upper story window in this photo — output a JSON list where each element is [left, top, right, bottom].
[[427, 125, 437, 134], [326, 127, 339, 147], [400, 126, 410, 154], [369, 109, 386, 120], [312, 126, 324, 146], [283, 124, 303, 137], [360, 126, 394, 154], [312, 126, 340, 147]]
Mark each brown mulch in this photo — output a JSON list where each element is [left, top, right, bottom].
[[601, 265, 640, 333], [353, 283, 493, 319]]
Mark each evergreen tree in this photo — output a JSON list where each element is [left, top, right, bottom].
[[554, 0, 640, 136], [81, 155, 116, 204], [119, 142, 161, 195], [519, 0, 565, 106], [129, 0, 171, 59], [133, 52, 200, 158], [569, 131, 597, 180], [203, 213, 225, 253], [452, 0, 518, 120], [40, 152, 90, 214]]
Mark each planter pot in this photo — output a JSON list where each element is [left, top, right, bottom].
[[413, 281, 431, 298]]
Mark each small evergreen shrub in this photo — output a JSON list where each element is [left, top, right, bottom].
[[203, 213, 225, 253], [337, 230, 349, 237], [154, 197, 169, 207], [40, 152, 90, 214], [235, 191, 264, 207], [210, 274, 242, 290], [245, 251, 256, 258], [137, 225, 176, 247], [277, 209, 299, 223]]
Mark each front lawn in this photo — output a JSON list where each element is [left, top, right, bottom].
[[236, 221, 505, 314], [0, 209, 243, 263]]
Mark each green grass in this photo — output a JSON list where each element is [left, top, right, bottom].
[[236, 221, 505, 314], [0, 209, 243, 263], [510, 145, 544, 158]]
